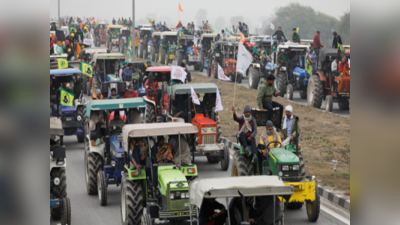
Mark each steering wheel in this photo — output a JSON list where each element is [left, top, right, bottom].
[[266, 141, 282, 150], [110, 127, 122, 136]]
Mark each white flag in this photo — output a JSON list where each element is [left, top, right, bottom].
[[215, 88, 223, 112], [218, 64, 230, 81], [256, 23, 262, 29], [270, 23, 275, 30], [236, 43, 253, 75], [171, 66, 187, 83], [190, 86, 200, 105]]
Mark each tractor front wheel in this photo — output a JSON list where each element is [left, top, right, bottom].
[[338, 98, 350, 110], [121, 175, 143, 225], [145, 102, 156, 123], [287, 202, 304, 210], [231, 151, 253, 177], [98, 171, 108, 206], [307, 75, 323, 109], [237, 73, 243, 83], [85, 152, 102, 195], [306, 187, 320, 222], [300, 90, 307, 99], [50, 168, 67, 220], [286, 84, 294, 100], [212, 60, 218, 79], [277, 72, 287, 97], [199, 62, 204, 72], [60, 197, 71, 225], [220, 146, 230, 171], [325, 95, 333, 112], [176, 51, 183, 66], [248, 67, 260, 90], [207, 155, 220, 164]]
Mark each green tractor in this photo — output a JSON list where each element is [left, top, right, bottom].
[[231, 108, 320, 222], [120, 122, 199, 225], [160, 31, 178, 65]]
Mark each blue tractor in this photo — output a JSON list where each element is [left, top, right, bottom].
[[50, 68, 86, 143], [176, 34, 203, 71], [50, 117, 71, 225]]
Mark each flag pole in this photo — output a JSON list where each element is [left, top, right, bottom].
[[232, 72, 238, 110], [192, 101, 199, 128]]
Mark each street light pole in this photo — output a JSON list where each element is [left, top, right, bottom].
[[58, 0, 60, 27], [131, 0, 136, 62]]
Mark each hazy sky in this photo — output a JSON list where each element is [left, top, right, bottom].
[[50, 0, 350, 30]]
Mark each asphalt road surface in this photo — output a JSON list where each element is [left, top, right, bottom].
[[51, 134, 350, 225]]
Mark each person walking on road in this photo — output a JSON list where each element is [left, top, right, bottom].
[[257, 75, 283, 129], [312, 31, 324, 62], [272, 26, 287, 44], [291, 28, 300, 43], [280, 105, 300, 148], [332, 31, 342, 49]]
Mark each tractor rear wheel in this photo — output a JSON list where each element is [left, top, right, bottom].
[[50, 168, 67, 220], [338, 99, 350, 110], [307, 75, 323, 109], [306, 187, 320, 222], [213, 60, 218, 79], [231, 151, 254, 177], [286, 84, 294, 100], [300, 90, 307, 99], [121, 175, 143, 225], [145, 102, 155, 123], [277, 72, 287, 97], [60, 197, 71, 225], [248, 67, 260, 90], [98, 171, 107, 206], [220, 146, 230, 171], [85, 152, 102, 195]]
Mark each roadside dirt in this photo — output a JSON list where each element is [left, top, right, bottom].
[[137, 58, 351, 196]]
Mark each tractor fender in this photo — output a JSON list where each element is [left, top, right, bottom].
[[50, 158, 67, 172], [86, 135, 105, 159], [316, 71, 327, 83], [166, 115, 184, 123], [142, 96, 156, 106]]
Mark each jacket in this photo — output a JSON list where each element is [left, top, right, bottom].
[[312, 33, 324, 49], [272, 30, 286, 41], [332, 35, 342, 48], [233, 113, 257, 138], [280, 115, 300, 140], [257, 80, 276, 107], [292, 33, 300, 43]]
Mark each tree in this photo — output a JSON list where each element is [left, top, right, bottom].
[[336, 12, 350, 44], [195, 9, 208, 26]]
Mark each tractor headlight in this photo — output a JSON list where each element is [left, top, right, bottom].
[[170, 193, 175, 200], [278, 171, 283, 177], [292, 165, 299, 170], [111, 160, 116, 167], [54, 177, 60, 186], [77, 115, 82, 121], [282, 165, 289, 171]]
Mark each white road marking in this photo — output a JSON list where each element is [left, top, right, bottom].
[[321, 205, 350, 224]]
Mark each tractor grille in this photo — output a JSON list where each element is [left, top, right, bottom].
[[279, 164, 300, 179], [202, 135, 216, 144]]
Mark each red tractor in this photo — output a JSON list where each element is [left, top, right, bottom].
[[211, 41, 241, 83], [307, 48, 350, 111]]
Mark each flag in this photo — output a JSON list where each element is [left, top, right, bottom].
[[190, 86, 200, 105], [60, 88, 74, 107], [215, 87, 223, 112], [177, 28, 182, 37], [179, 3, 184, 12], [296, 26, 299, 33], [338, 42, 345, 57], [171, 65, 187, 83], [256, 23, 262, 29], [147, 18, 153, 24], [81, 61, 93, 77], [193, 44, 198, 55], [239, 32, 245, 44], [225, 28, 232, 35], [305, 58, 313, 76], [53, 44, 64, 54], [218, 64, 230, 81], [57, 59, 68, 69], [236, 43, 253, 74], [270, 23, 275, 30], [76, 43, 81, 54]]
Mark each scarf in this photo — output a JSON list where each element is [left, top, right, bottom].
[[282, 114, 294, 130], [239, 115, 253, 134], [261, 128, 278, 146]]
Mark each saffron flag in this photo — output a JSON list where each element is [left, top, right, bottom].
[[190, 86, 200, 105], [81, 61, 93, 77], [215, 87, 223, 112], [171, 66, 187, 83], [57, 59, 68, 69], [179, 3, 184, 12], [60, 88, 74, 107], [236, 43, 253, 74], [218, 64, 230, 81]]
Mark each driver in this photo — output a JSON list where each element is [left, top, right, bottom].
[[109, 110, 125, 130], [155, 136, 173, 164], [260, 120, 282, 162]]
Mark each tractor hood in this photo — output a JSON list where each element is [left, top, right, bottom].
[[192, 114, 216, 127], [158, 165, 188, 196], [270, 148, 300, 164], [61, 106, 76, 113]]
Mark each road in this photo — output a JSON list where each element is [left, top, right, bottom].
[[51, 134, 350, 225]]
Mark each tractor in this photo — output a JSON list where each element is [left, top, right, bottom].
[[198, 33, 217, 77], [50, 67, 86, 143], [150, 32, 162, 62], [83, 98, 146, 204], [120, 123, 199, 225], [211, 41, 241, 83], [94, 22, 108, 47], [119, 26, 131, 54], [138, 27, 152, 59], [160, 31, 178, 65], [307, 48, 350, 112], [272, 43, 310, 100], [106, 25, 123, 52], [176, 34, 202, 71], [50, 117, 71, 225], [231, 108, 321, 222]]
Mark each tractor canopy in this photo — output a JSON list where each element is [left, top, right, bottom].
[[50, 117, 64, 136], [189, 176, 293, 209], [168, 83, 220, 96], [161, 31, 178, 38], [92, 53, 126, 61], [50, 68, 81, 76], [200, 33, 217, 40], [86, 98, 146, 117], [317, 48, 350, 70], [145, 66, 185, 82]]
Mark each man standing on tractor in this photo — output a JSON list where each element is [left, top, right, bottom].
[[123, 85, 139, 98], [280, 105, 300, 148], [90, 89, 104, 100], [272, 26, 287, 44], [129, 138, 142, 170], [176, 20, 183, 30], [232, 105, 258, 161], [312, 31, 324, 62], [257, 75, 283, 129], [112, 18, 116, 25], [76, 28, 83, 43], [260, 120, 282, 161], [232, 24, 237, 34], [291, 28, 300, 43], [332, 31, 342, 49], [238, 22, 243, 33], [63, 40, 75, 60], [242, 23, 249, 37]]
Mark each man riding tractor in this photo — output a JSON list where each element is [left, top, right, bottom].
[[176, 34, 202, 71], [150, 32, 162, 62], [138, 26, 152, 59], [199, 33, 217, 76], [106, 25, 123, 52], [160, 32, 178, 65], [212, 41, 241, 82]]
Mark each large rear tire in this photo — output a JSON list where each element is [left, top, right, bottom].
[[60, 197, 71, 225], [145, 102, 155, 123], [306, 187, 320, 222], [231, 151, 254, 177], [277, 72, 287, 97], [98, 171, 107, 206], [220, 146, 230, 171], [85, 152, 102, 195], [248, 67, 260, 89], [212, 60, 218, 79], [338, 98, 350, 110], [121, 175, 143, 225], [50, 168, 67, 220], [286, 84, 294, 100], [307, 75, 323, 109]]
